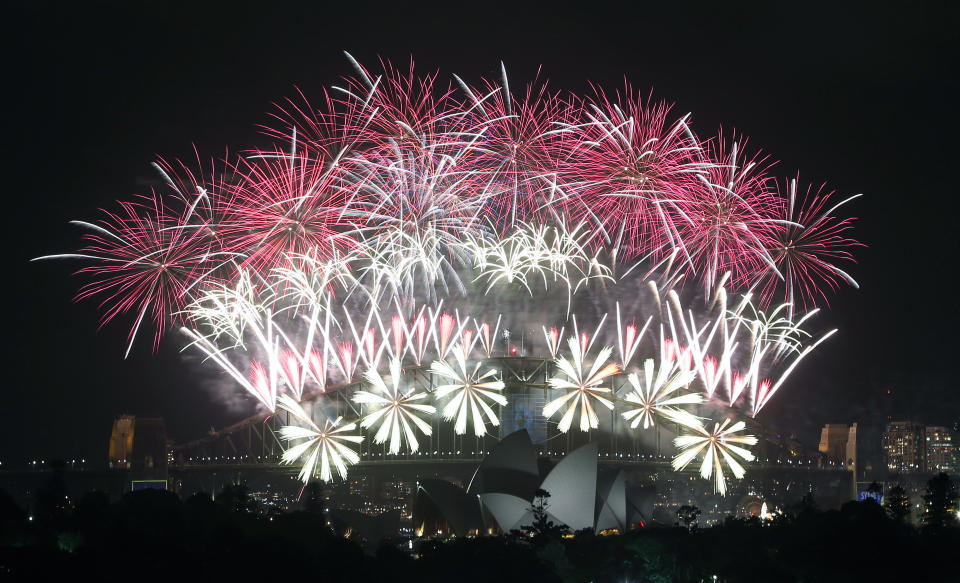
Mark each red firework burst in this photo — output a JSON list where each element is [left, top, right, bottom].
[[555, 84, 707, 259], [455, 65, 574, 230], [221, 149, 358, 274], [750, 178, 862, 315], [60, 194, 222, 355], [335, 54, 459, 150], [678, 136, 783, 293]]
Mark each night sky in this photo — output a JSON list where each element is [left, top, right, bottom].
[[4, 2, 958, 464]]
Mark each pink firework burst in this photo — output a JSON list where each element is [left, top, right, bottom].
[[151, 151, 234, 255], [343, 140, 491, 296], [679, 136, 783, 293], [335, 54, 459, 150], [555, 85, 707, 259], [456, 65, 573, 230], [50, 194, 222, 356], [261, 87, 369, 167], [751, 178, 862, 316], [221, 149, 358, 274]]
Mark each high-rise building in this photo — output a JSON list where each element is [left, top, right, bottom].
[[882, 422, 925, 473], [924, 426, 957, 473]]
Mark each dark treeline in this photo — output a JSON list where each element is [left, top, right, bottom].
[[0, 475, 957, 582]]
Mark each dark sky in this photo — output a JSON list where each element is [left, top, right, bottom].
[[4, 1, 958, 464]]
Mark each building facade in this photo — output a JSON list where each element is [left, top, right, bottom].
[[819, 424, 851, 464], [882, 422, 925, 473], [924, 426, 957, 473]]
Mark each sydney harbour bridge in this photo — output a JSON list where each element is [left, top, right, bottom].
[[168, 353, 852, 517]]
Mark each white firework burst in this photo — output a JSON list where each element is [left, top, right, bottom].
[[621, 358, 702, 430], [345, 143, 490, 300], [353, 357, 435, 454], [272, 249, 357, 314], [468, 221, 612, 307], [277, 394, 362, 483], [430, 348, 507, 437], [672, 418, 758, 496], [544, 337, 620, 432]]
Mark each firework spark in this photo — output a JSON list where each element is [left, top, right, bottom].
[[672, 418, 758, 496], [353, 357, 435, 454], [278, 394, 363, 483], [621, 358, 702, 430], [430, 348, 507, 436], [544, 337, 619, 432]]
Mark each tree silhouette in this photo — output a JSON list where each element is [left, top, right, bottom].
[[789, 492, 818, 520], [302, 482, 327, 515], [216, 483, 257, 514], [865, 481, 883, 503], [921, 472, 958, 530], [884, 483, 911, 524], [676, 505, 700, 531], [34, 460, 71, 526], [522, 488, 567, 537]]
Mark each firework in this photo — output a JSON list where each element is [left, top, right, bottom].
[[616, 302, 650, 369], [353, 358, 435, 454], [38, 195, 226, 356], [544, 337, 620, 432], [277, 394, 363, 482], [681, 137, 783, 293], [553, 85, 707, 260], [621, 358, 702, 430], [454, 65, 570, 227], [430, 348, 507, 436], [345, 142, 490, 299], [751, 179, 862, 316], [469, 220, 611, 309], [222, 148, 357, 273], [180, 269, 292, 411], [672, 418, 758, 496]]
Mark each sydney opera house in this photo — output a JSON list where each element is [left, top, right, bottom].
[[415, 429, 651, 536]]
